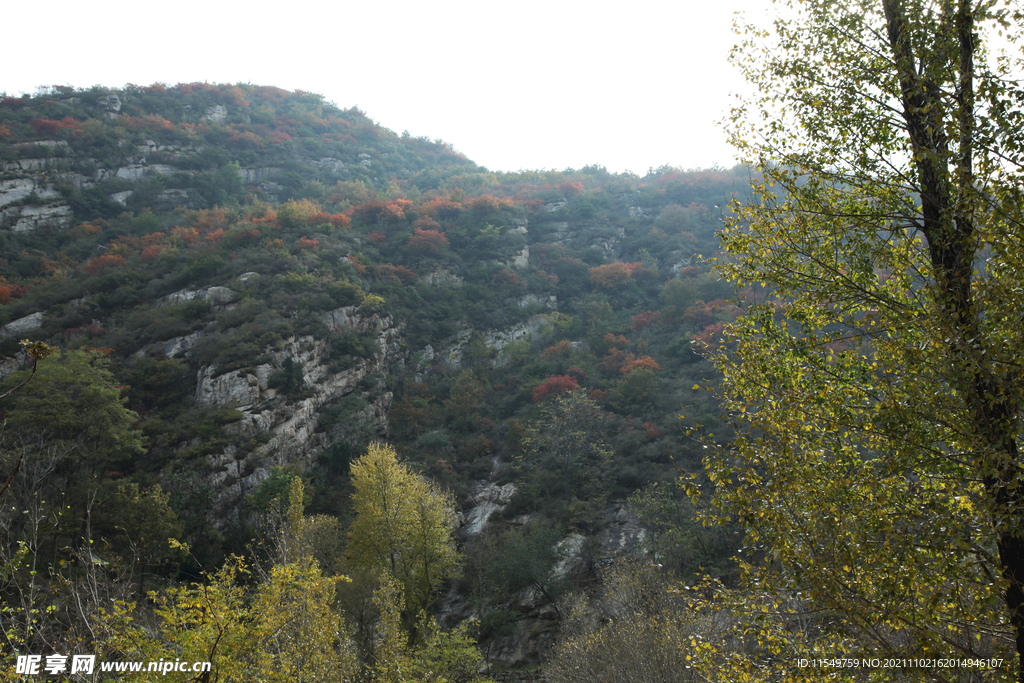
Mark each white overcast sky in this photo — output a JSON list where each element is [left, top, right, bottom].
[[4, 0, 775, 175]]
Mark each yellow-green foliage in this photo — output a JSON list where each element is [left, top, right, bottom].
[[100, 553, 356, 682], [697, 0, 1024, 676], [347, 443, 459, 620]]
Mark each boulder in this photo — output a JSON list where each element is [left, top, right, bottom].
[[0, 312, 45, 338]]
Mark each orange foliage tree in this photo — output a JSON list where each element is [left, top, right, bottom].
[[541, 341, 572, 360], [620, 355, 661, 374], [557, 181, 584, 197], [589, 262, 632, 289], [408, 228, 449, 254]]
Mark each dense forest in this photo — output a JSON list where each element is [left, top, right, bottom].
[[0, 82, 748, 680]]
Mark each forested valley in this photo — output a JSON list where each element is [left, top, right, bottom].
[[3, 1, 1024, 679]]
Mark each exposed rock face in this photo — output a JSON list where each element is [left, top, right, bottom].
[[462, 482, 517, 535], [97, 93, 121, 117], [0, 352, 28, 380], [490, 315, 550, 366], [239, 167, 282, 184], [113, 164, 180, 182], [508, 245, 529, 269], [516, 294, 556, 310], [159, 286, 239, 307], [312, 158, 348, 175], [196, 309, 404, 512], [550, 222, 573, 241], [595, 502, 646, 556], [2, 158, 52, 173], [422, 270, 464, 286], [133, 331, 203, 359], [0, 312, 45, 338], [9, 204, 74, 233], [204, 104, 228, 123], [420, 314, 552, 373], [0, 178, 59, 207]]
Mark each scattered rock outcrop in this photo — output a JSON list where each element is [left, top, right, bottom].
[[462, 482, 517, 536], [194, 308, 404, 514]]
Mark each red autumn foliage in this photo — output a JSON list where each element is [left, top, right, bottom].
[[589, 389, 611, 402], [557, 181, 584, 197], [368, 230, 388, 244], [0, 125, 12, 137], [624, 261, 658, 279], [408, 228, 449, 254], [226, 129, 264, 150], [419, 199, 462, 221], [228, 228, 262, 246], [679, 265, 701, 278], [598, 348, 628, 374], [492, 269, 526, 292], [375, 264, 418, 285], [566, 367, 589, 383], [118, 114, 175, 132], [351, 200, 388, 224], [29, 117, 80, 136], [541, 341, 572, 360], [347, 256, 367, 276], [532, 375, 580, 403], [414, 217, 441, 232], [204, 229, 226, 244], [171, 226, 199, 245], [84, 254, 127, 276], [296, 236, 319, 251], [630, 310, 661, 330], [65, 321, 104, 340], [692, 320, 727, 345], [0, 97, 26, 110], [139, 244, 169, 263], [0, 278, 28, 305]]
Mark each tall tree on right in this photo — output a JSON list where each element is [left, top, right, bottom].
[[702, 0, 1024, 677]]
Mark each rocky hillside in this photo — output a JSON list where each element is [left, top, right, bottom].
[[0, 82, 748, 669]]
